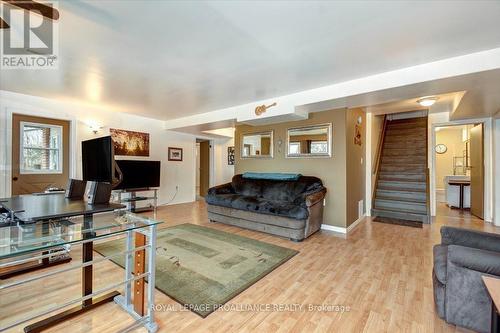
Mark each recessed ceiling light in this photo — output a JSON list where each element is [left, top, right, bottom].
[[417, 97, 439, 107]]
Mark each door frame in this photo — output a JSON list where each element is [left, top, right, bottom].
[[0, 107, 77, 198], [430, 117, 493, 222], [191, 138, 215, 201]]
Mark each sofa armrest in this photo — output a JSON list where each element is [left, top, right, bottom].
[[304, 188, 327, 207], [441, 226, 500, 253], [207, 183, 234, 196], [448, 245, 500, 276]]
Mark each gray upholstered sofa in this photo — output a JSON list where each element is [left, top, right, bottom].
[[205, 174, 327, 241], [433, 226, 500, 333]]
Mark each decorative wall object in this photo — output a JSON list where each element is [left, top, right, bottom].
[[354, 124, 362, 146], [227, 146, 235, 165], [110, 128, 150, 156], [254, 102, 277, 116], [168, 147, 183, 161]]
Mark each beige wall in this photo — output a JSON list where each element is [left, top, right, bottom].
[[435, 128, 466, 189], [235, 108, 349, 228], [346, 109, 366, 227]]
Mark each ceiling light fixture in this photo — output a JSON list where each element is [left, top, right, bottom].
[[417, 97, 439, 107]]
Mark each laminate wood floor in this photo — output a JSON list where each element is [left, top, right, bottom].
[[1, 201, 496, 333]]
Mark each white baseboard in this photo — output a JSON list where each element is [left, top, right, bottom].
[[321, 215, 366, 235], [436, 188, 446, 203], [321, 224, 348, 234]]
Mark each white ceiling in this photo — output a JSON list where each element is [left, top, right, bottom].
[[1, 1, 500, 120]]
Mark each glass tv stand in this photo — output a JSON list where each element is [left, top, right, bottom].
[[0, 210, 162, 332]]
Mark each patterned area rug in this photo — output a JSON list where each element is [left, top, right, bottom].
[[94, 224, 298, 317]]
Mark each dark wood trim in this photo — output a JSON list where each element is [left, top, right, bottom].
[[0, 17, 9, 29], [23, 291, 120, 333], [2, 0, 60, 20]]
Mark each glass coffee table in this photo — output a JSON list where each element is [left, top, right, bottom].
[[0, 210, 162, 332]]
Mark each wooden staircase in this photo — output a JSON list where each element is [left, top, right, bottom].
[[372, 116, 430, 223]]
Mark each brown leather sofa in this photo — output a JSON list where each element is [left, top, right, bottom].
[[205, 174, 327, 241]]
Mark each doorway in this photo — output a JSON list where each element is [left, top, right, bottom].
[[11, 114, 70, 195], [433, 123, 484, 220], [196, 139, 210, 198]]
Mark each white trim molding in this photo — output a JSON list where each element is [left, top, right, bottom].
[[321, 215, 367, 236], [430, 117, 494, 222]]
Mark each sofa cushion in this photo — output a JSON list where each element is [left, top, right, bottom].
[[231, 177, 262, 197], [206, 193, 308, 220], [433, 244, 448, 284]]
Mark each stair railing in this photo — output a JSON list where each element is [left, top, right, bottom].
[[372, 115, 388, 208], [373, 115, 388, 175]]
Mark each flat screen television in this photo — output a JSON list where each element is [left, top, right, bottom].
[[114, 160, 161, 190], [82, 136, 114, 183]]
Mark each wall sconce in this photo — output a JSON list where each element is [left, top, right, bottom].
[[86, 120, 104, 134]]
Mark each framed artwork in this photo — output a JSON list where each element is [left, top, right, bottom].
[[110, 128, 150, 156], [227, 146, 235, 165], [168, 147, 183, 161]]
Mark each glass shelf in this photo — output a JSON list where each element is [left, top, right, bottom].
[[0, 211, 162, 260]]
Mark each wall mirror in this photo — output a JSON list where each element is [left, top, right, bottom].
[[287, 123, 332, 158], [241, 131, 273, 158]]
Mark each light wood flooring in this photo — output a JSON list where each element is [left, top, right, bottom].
[[1, 201, 497, 333]]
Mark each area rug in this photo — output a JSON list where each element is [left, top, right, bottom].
[[94, 223, 298, 317], [373, 216, 423, 228]]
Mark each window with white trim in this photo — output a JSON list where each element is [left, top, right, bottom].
[[20, 122, 63, 174]]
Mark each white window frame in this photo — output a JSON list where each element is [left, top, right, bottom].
[[19, 121, 63, 174]]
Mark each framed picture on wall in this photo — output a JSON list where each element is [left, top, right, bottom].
[[168, 147, 183, 161], [228, 146, 235, 165], [110, 128, 150, 156]]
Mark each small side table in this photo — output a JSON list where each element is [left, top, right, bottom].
[[482, 276, 500, 333], [448, 180, 470, 210]]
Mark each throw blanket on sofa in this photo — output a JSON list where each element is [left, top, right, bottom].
[[242, 172, 302, 181]]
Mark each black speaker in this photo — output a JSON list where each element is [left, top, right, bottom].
[[65, 179, 87, 199], [87, 182, 112, 205]]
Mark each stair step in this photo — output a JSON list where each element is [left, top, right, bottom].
[[376, 189, 427, 201], [381, 156, 427, 164], [377, 185, 426, 193], [377, 180, 426, 190], [385, 128, 427, 137], [380, 165, 427, 173], [387, 117, 427, 125], [376, 195, 427, 204], [375, 198, 427, 213], [383, 148, 426, 156], [384, 137, 427, 144], [372, 208, 429, 223], [378, 174, 427, 182], [383, 142, 426, 149]]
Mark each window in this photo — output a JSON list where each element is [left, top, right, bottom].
[[310, 141, 328, 154], [20, 122, 63, 174], [289, 142, 301, 154]]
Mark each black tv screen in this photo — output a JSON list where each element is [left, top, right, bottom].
[[82, 136, 114, 182], [114, 160, 161, 190]]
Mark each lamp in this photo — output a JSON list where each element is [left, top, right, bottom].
[[86, 120, 103, 134], [417, 97, 439, 107]]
